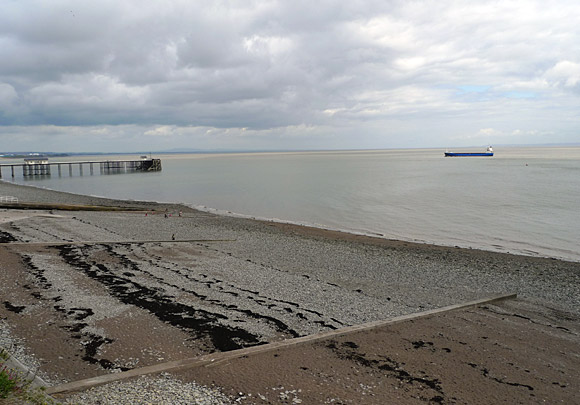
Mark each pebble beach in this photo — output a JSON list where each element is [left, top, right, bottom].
[[1, 180, 579, 404]]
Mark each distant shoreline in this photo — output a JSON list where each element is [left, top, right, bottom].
[[2, 143, 580, 158]]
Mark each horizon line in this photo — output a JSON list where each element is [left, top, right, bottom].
[[1, 142, 579, 157]]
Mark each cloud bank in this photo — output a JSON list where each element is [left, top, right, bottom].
[[1, 0, 579, 151]]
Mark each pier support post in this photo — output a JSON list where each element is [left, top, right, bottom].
[[69, 163, 72, 176], [58, 164, 62, 176], [11, 166, 14, 178]]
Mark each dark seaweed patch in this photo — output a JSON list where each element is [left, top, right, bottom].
[[314, 320, 338, 330], [469, 362, 534, 391], [326, 339, 445, 398], [237, 309, 299, 338], [21, 255, 52, 289], [64, 323, 88, 333], [0, 230, 18, 243], [3, 301, 26, 313], [81, 333, 129, 371], [342, 341, 359, 349], [68, 308, 94, 321], [412, 340, 434, 349], [56, 244, 262, 352]]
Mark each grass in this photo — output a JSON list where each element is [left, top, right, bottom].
[[0, 348, 57, 404], [0, 365, 20, 398]]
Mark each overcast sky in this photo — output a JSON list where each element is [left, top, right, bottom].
[[1, 0, 579, 152]]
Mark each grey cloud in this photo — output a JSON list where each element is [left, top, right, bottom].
[[1, 1, 579, 151]]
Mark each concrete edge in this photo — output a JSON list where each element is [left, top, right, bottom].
[[47, 293, 517, 395], [0, 202, 145, 211], [0, 348, 49, 389], [2, 239, 236, 247]]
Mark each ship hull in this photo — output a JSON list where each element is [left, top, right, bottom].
[[444, 152, 494, 157]]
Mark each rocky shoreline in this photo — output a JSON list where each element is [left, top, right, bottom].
[[1, 180, 578, 404]]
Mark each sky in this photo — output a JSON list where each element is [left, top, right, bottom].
[[1, 0, 579, 153]]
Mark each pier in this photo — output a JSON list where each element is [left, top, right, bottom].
[[0, 158, 162, 179]]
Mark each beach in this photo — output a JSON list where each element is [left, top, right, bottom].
[[1, 181, 579, 404]]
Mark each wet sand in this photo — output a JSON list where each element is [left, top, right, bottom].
[[172, 298, 579, 404], [1, 181, 579, 404]]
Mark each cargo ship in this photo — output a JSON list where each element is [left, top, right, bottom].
[[444, 146, 493, 157]]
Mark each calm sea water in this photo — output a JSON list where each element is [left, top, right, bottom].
[[3, 147, 580, 262]]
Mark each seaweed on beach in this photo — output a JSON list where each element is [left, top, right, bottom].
[[109, 243, 307, 338], [3, 302, 26, 314], [20, 254, 52, 289], [324, 339, 447, 402], [0, 230, 18, 243], [55, 244, 263, 352]]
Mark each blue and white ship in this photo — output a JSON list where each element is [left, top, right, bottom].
[[445, 146, 494, 157]]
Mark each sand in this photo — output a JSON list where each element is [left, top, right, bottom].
[[173, 298, 578, 404], [1, 181, 579, 404]]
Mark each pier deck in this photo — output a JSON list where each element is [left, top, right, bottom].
[[0, 158, 161, 178]]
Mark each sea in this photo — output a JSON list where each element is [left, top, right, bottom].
[[2, 146, 579, 262]]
